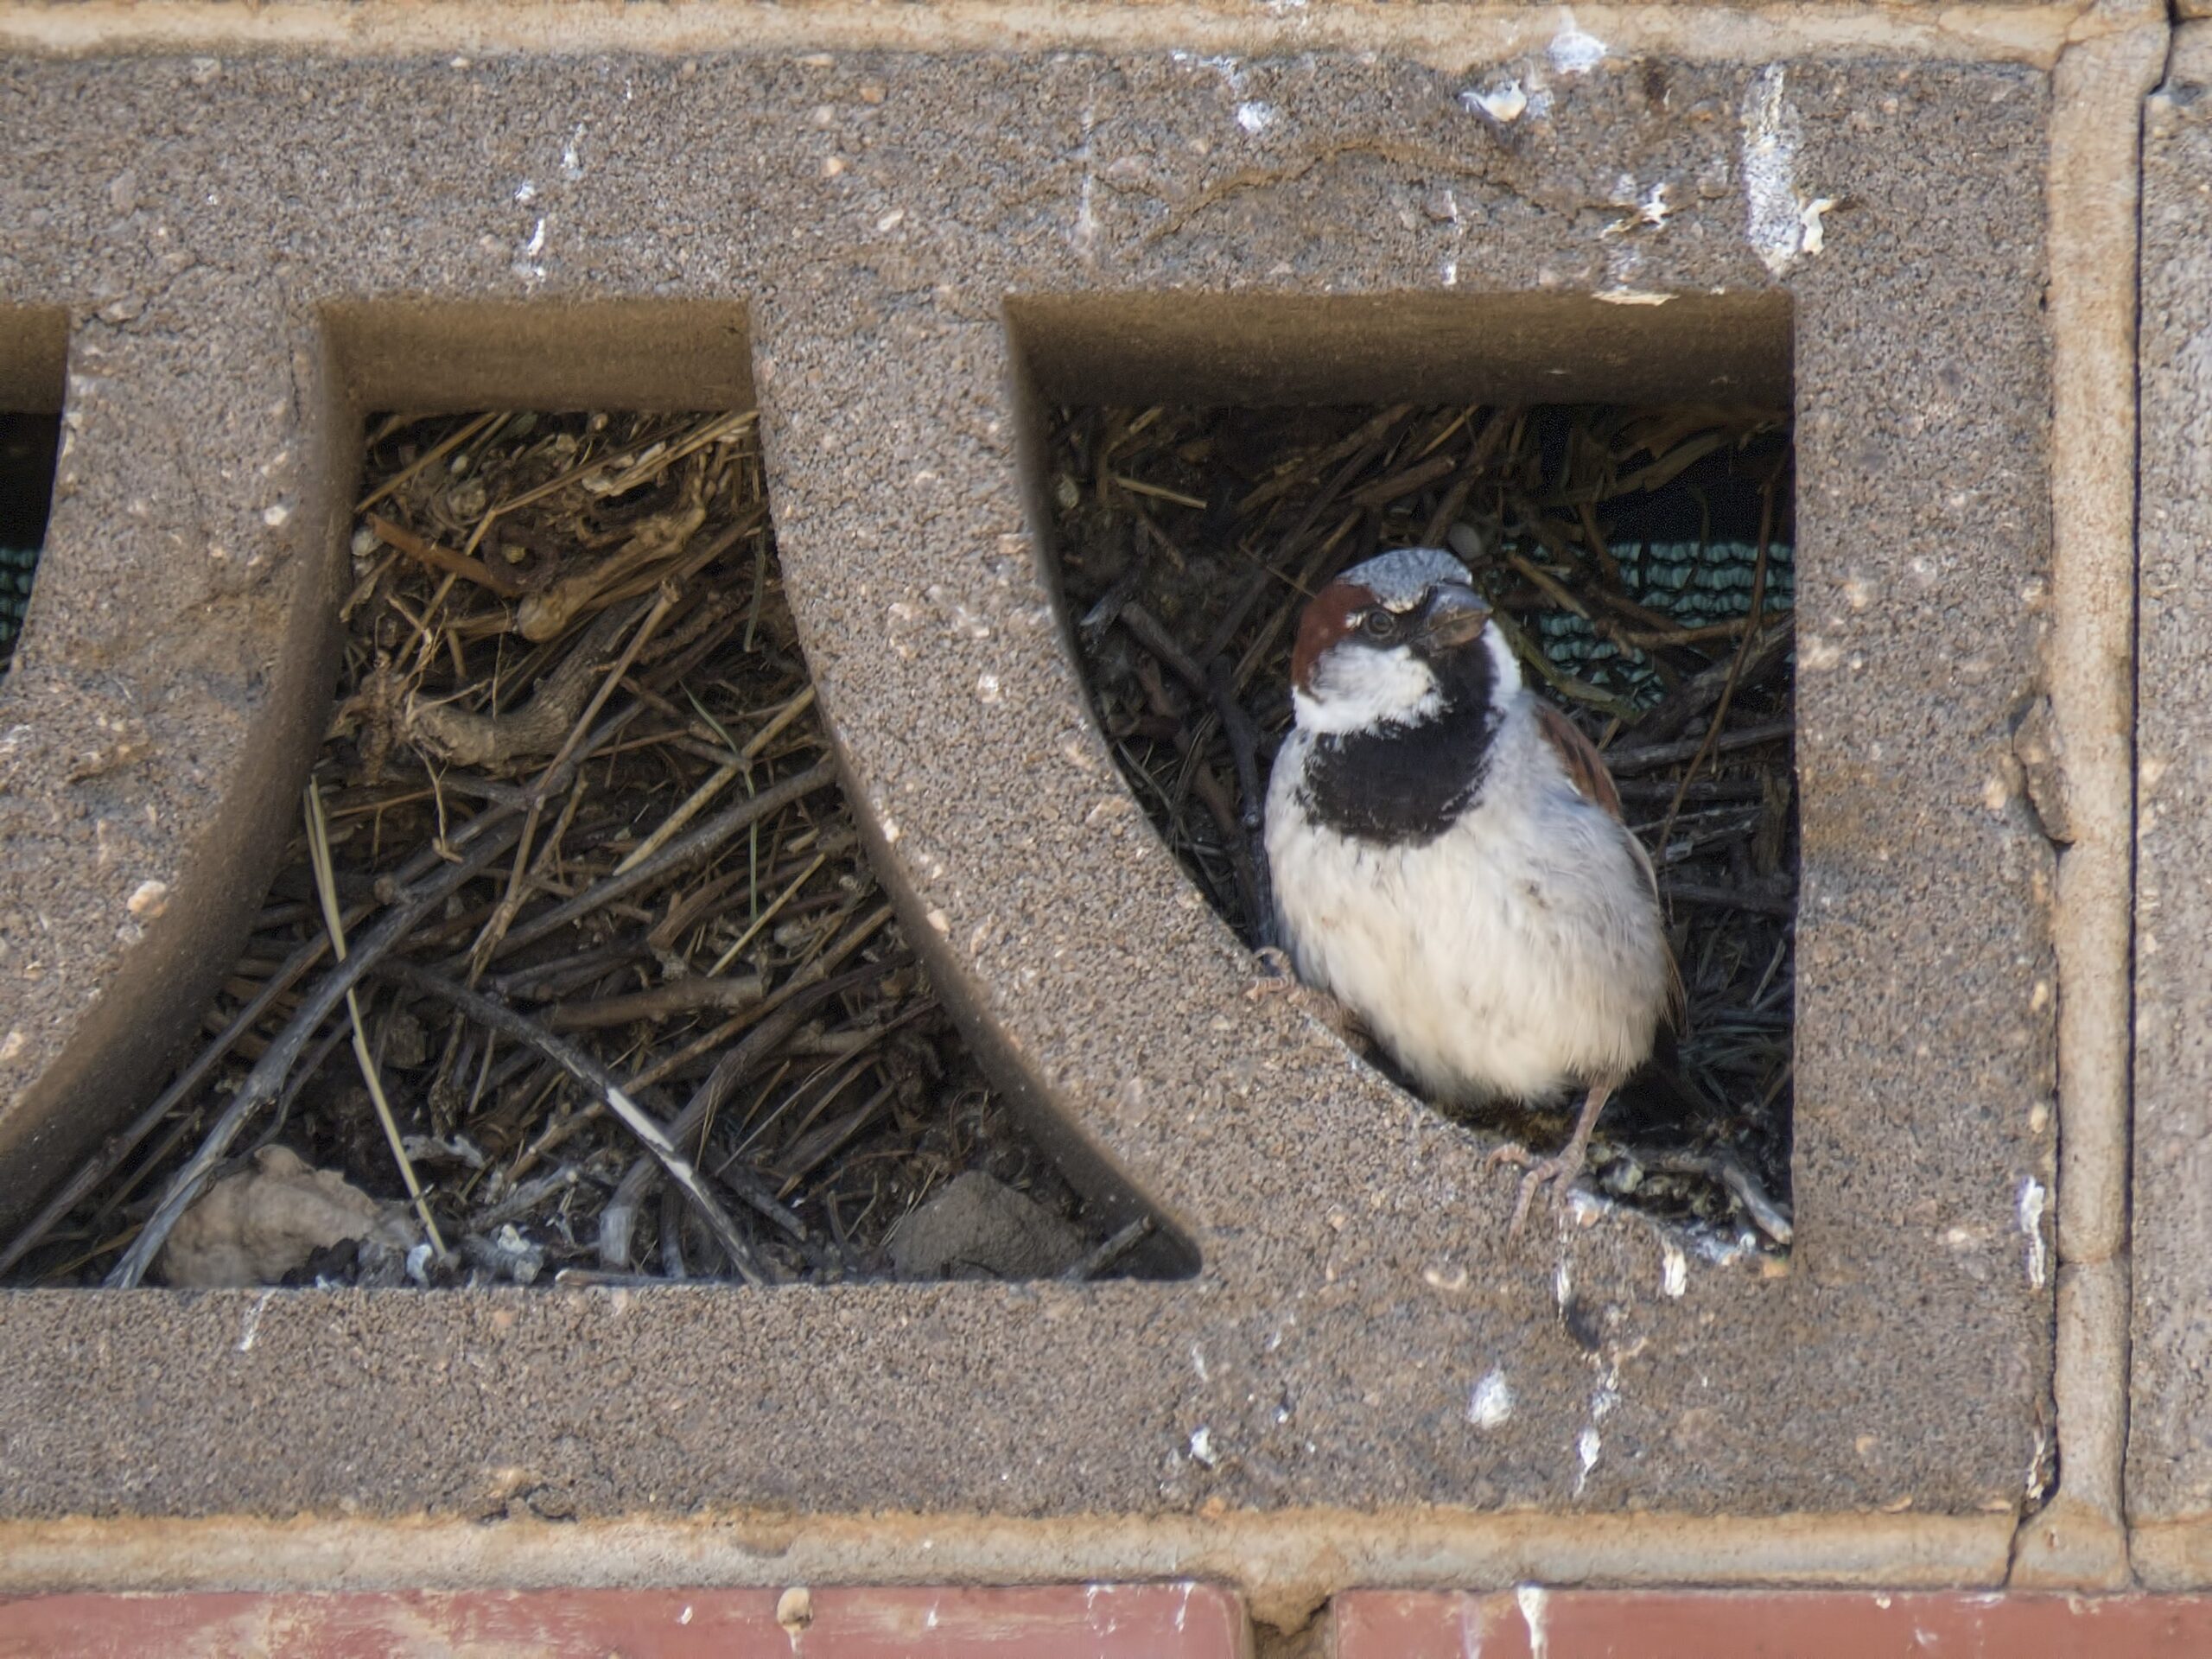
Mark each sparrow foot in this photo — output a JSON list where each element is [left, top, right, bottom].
[[1504, 1147, 1587, 1238], [1495, 1078, 1619, 1239], [1245, 950, 1369, 1052]]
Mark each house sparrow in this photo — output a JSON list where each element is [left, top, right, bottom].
[[1264, 546, 1681, 1232]]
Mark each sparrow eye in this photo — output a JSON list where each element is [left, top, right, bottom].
[[1360, 609, 1402, 643]]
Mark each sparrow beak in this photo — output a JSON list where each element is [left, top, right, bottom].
[[1417, 582, 1491, 651]]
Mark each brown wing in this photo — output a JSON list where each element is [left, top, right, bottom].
[[1535, 702, 1624, 821], [1535, 702, 1688, 1030]]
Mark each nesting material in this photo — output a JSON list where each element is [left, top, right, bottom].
[[3, 409, 1147, 1289], [1050, 403, 1796, 1245], [159, 1145, 415, 1289]]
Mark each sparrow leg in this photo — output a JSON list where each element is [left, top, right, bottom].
[[1506, 1079, 1617, 1237]]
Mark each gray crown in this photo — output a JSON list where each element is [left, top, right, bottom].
[[1338, 546, 1473, 610]]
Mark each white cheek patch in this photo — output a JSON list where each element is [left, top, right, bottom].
[[1483, 626, 1523, 701], [1295, 644, 1442, 734]]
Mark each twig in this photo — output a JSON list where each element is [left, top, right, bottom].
[[408, 600, 640, 770], [1061, 1215, 1154, 1281], [305, 780, 447, 1255], [1418, 472, 1476, 550], [484, 753, 841, 963], [377, 959, 776, 1287], [1630, 619, 1793, 746], [548, 974, 766, 1031], [1111, 474, 1206, 510], [707, 852, 828, 976], [613, 761, 742, 878], [1658, 880, 1795, 917], [1603, 721, 1793, 777], [1656, 467, 1781, 854], [102, 821, 521, 1287], [1647, 1147, 1794, 1244], [1348, 452, 1457, 509], [247, 1020, 355, 1159], [1207, 658, 1274, 950], [1236, 404, 1411, 518], [511, 911, 898, 1189], [773, 1077, 899, 1195], [355, 411, 500, 514], [597, 936, 905, 1267], [735, 683, 819, 762], [0, 928, 337, 1275], [465, 588, 677, 978], [365, 513, 526, 599], [1116, 603, 1206, 696], [632, 906, 898, 1096]]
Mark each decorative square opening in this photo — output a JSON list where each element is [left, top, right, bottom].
[[1, 304, 1178, 1289], [1016, 294, 1796, 1247]]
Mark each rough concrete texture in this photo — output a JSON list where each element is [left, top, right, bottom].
[[0, 44, 2058, 1529], [2130, 29, 2212, 1531]]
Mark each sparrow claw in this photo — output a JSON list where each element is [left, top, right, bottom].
[[1505, 1150, 1585, 1239], [1245, 946, 1300, 998], [1486, 1141, 1573, 1236], [1499, 1081, 1613, 1239], [1244, 950, 1370, 1052]]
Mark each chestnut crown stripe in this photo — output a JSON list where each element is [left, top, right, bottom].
[[1291, 581, 1376, 690]]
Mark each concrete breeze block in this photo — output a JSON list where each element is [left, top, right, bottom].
[[0, 41, 2056, 1531]]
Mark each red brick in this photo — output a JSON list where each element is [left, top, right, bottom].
[[0, 1583, 1248, 1659], [1335, 1589, 2212, 1658]]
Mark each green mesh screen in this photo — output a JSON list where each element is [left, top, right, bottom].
[[1529, 536, 1794, 709]]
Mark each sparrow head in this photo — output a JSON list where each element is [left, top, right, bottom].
[[1289, 547, 1517, 736]]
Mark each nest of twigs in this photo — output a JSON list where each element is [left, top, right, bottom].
[[1050, 403, 1796, 1249], [4, 409, 1145, 1289]]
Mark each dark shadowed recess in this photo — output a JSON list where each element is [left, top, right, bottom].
[[1013, 294, 1798, 1248], [0, 413, 55, 675], [0, 308, 66, 678], [1, 302, 1186, 1289]]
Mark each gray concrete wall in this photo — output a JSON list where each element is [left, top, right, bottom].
[[0, 0, 2176, 1611]]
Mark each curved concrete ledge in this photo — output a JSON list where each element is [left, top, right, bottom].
[[0, 41, 2063, 1530], [0, 311, 351, 1235]]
